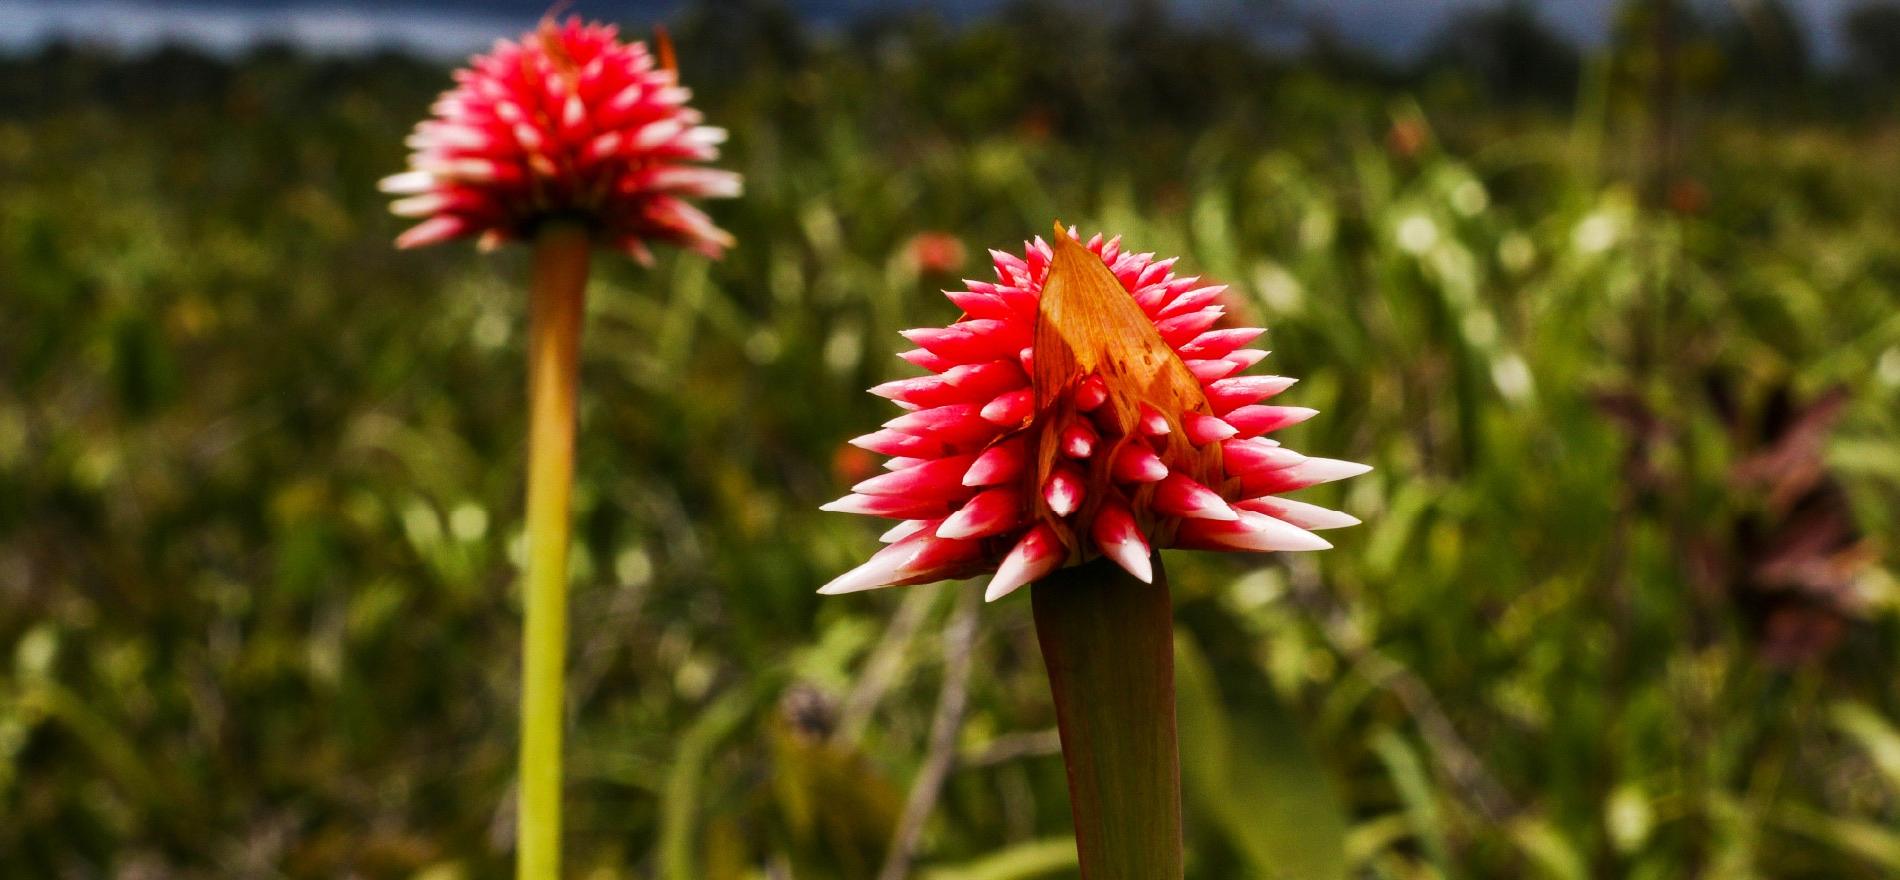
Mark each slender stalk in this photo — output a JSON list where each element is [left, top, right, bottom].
[[518, 221, 591, 880], [1031, 555, 1183, 879]]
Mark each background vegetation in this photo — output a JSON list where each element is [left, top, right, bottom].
[[5, 1, 1900, 876]]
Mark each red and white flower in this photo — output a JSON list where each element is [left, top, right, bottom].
[[381, 17, 740, 261], [822, 228, 1367, 601]]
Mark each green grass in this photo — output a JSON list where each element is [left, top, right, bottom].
[[3, 20, 1900, 879]]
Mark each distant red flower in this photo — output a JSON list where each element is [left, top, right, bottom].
[[1666, 178, 1710, 216], [821, 228, 1367, 602], [381, 17, 740, 262], [907, 232, 967, 275], [1386, 117, 1428, 159], [831, 443, 881, 487]]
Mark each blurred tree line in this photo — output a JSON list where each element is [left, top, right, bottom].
[[16, 0, 1900, 125]]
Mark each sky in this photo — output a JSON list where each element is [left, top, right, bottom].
[[0, 0, 1867, 60]]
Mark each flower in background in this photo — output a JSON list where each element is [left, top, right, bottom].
[[380, 17, 741, 262], [822, 226, 1367, 602], [1386, 115, 1429, 159], [379, 17, 739, 879], [905, 231, 967, 275]]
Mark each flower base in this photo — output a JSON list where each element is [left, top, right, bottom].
[[1031, 555, 1184, 879]]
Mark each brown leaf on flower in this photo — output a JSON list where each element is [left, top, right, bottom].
[[652, 24, 678, 75], [1032, 226, 1224, 552]]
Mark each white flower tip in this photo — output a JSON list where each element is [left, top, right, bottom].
[[879, 519, 930, 543], [1248, 498, 1362, 531], [985, 527, 1061, 601], [389, 194, 445, 218], [935, 520, 981, 541], [1155, 475, 1239, 521], [378, 170, 435, 194], [1105, 543, 1153, 584], [1301, 509, 1361, 530], [819, 495, 865, 514], [818, 559, 902, 595], [1276, 530, 1334, 552], [1241, 512, 1333, 551], [1291, 458, 1374, 484], [984, 567, 1032, 602]]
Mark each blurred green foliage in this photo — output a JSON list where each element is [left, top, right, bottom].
[[4, 6, 1900, 878]]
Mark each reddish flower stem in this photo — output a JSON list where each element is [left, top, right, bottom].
[[1032, 555, 1184, 879], [519, 221, 590, 880]]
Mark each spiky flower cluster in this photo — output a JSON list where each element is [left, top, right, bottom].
[[380, 17, 740, 260], [822, 230, 1367, 602]]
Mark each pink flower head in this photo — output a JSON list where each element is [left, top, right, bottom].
[[380, 17, 741, 262], [822, 227, 1368, 602]]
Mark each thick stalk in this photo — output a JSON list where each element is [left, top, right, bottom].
[[518, 222, 591, 880], [1031, 555, 1183, 879]]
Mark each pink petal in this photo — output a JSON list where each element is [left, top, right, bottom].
[[1206, 376, 1298, 413], [1137, 403, 1171, 437], [1220, 438, 1305, 473], [1157, 285, 1228, 319], [981, 388, 1035, 425], [1223, 405, 1319, 437], [992, 286, 1040, 319], [1172, 510, 1332, 553], [1152, 474, 1238, 521], [985, 524, 1066, 602], [378, 170, 437, 194], [1156, 307, 1225, 347], [395, 215, 471, 249], [1225, 348, 1270, 369], [880, 519, 935, 543], [943, 289, 1015, 321], [884, 404, 999, 447], [1091, 500, 1153, 583], [853, 453, 981, 496], [897, 348, 955, 373], [1073, 374, 1109, 412], [850, 429, 945, 457], [1042, 463, 1086, 517], [820, 531, 984, 594], [941, 359, 1030, 397], [819, 492, 958, 520], [1136, 256, 1178, 287], [1060, 419, 1099, 459], [1132, 281, 1171, 314], [818, 542, 917, 594], [1185, 358, 1243, 383], [1111, 443, 1170, 483], [1183, 412, 1238, 446], [901, 319, 1030, 364], [1237, 458, 1373, 495], [869, 375, 969, 410], [1236, 497, 1361, 531], [937, 487, 1027, 540], [963, 440, 1028, 487], [1177, 327, 1265, 359]]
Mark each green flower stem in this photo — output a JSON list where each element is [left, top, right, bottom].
[[1031, 555, 1184, 879], [518, 221, 591, 880]]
